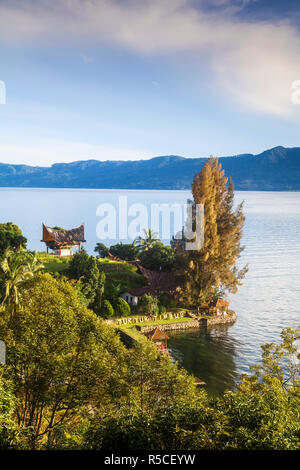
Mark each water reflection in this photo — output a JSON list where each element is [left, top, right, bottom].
[[168, 325, 241, 396]]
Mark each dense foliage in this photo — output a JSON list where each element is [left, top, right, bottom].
[[0, 223, 27, 256], [139, 242, 178, 271], [176, 158, 248, 308], [0, 188, 299, 453], [0, 244, 299, 450], [109, 242, 139, 261], [84, 327, 300, 451], [137, 294, 159, 315]]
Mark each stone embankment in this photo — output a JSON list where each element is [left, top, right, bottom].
[[198, 310, 237, 326], [137, 319, 199, 334], [136, 310, 236, 334]]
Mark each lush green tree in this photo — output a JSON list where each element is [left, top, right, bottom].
[[158, 292, 176, 309], [115, 297, 131, 317], [0, 375, 26, 449], [135, 229, 159, 252], [0, 273, 125, 449], [0, 249, 43, 317], [216, 326, 300, 449], [109, 242, 139, 261], [67, 251, 106, 313], [137, 294, 159, 315], [139, 242, 177, 271], [0, 223, 27, 256], [67, 249, 90, 279], [91, 270, 106, 313], [83, 327, 300, 451], [104, 280, 124, 306], [94, 242, 109, 258], [83, 341, 198, 450], [100, 299, 114, 319], [78, 256, 101, 305], [177, 158, 248, 308]]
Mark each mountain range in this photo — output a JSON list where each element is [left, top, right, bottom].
[[0, 146, 299, 190]]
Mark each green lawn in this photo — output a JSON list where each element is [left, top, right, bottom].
[[117, 325, 148, 344], [130, 316, 194, 326]]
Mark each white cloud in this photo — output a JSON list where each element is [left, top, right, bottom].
[[0, 0, 300, 117], [0, 140, 150, 166]]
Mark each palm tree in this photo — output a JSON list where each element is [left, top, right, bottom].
[[134, 229, 159, 251], [0, 248, 43, 316]]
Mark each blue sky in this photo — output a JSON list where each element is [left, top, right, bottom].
[[0, 0, 299, 166]]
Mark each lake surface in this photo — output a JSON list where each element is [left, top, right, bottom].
[[0, 188, 299, 394]]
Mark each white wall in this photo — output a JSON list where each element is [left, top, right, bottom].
[[121, 292, 138, 306]]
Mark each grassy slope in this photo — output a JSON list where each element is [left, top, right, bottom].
[[37, 253, 147, 289], [37, 253, 71, 274]]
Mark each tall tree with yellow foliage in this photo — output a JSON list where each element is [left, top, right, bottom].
[[177, 157, 248, 308]]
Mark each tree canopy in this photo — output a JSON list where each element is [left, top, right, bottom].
[[0, 223, 27, 256], [176, 157, 248, 307]]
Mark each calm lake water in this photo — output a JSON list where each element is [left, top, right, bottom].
[[0, 188, 299, 394]]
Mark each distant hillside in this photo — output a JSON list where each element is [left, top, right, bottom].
[[0, 146, 299, 190]]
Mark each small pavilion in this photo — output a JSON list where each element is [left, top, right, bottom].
[[41, 223, 86, 257], [151, 328, 170, 355]]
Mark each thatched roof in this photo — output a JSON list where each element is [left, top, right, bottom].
[[42, 223, 86, 246], [151, 328, 170, 341], [194, 377, 206, 387]]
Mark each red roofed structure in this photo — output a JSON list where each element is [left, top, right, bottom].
[[121, 261, 177, 306], [151, 328, 169, 354]]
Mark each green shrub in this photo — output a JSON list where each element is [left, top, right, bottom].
[[158, 305, 167, 314], [138, 294, 158, 315], [115, 297, 131, 317], [100, 300, 114, 318], [158, 292, 176, 308]]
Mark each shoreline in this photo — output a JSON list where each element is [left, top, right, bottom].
[[137, 310, 237, 334], [116, 310, 237, 347]]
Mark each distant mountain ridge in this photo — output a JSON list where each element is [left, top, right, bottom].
[[0, 146, 299, 190]]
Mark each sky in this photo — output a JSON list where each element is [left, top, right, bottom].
[[0, 0, 300, 166]]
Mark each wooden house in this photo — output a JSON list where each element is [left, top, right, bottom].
[[121, 261, 177, 306], [41, 223, 86, 256]]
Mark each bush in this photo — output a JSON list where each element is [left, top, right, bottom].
[[158, 292, 176, 308], [115, 297, 131, 317], [137, 294, 158, 315], [100, 300, 114, 318], [158, 305, 167, 314]]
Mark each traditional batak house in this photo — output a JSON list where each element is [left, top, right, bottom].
[[121, 261, 177, 306], [41, 223, 86, 257]]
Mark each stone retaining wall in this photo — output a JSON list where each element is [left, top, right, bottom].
[[138, 310, 236, 334], [198, 310, 237, 326], [137, 319, 199, 334], [116, 328, 136, 348]]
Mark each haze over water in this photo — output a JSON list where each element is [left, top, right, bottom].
[[0, 188, 299, 394]]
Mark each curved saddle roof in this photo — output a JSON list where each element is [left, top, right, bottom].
[[42, 223, 86, 245]]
